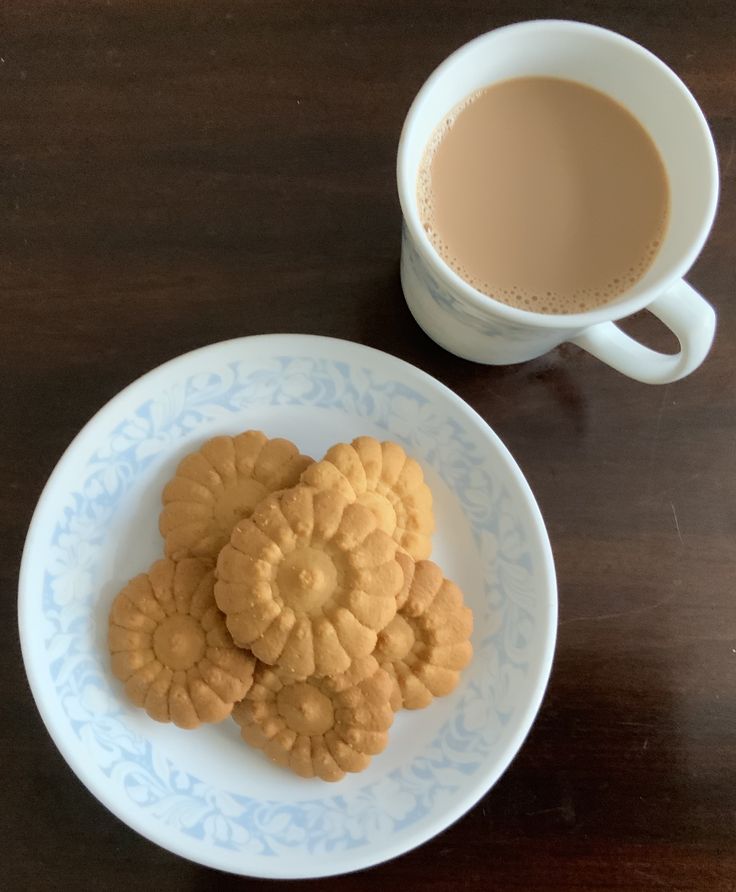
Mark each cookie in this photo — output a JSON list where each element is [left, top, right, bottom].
[[160, 431, 313, 564], [301, 436, 434, 560], [215, 485, 402, 677], [108, 557, 255, 729], [233, 656, 394, 781], [374, 552, 473, 710]]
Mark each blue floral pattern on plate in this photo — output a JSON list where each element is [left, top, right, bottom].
[[21, 336, 556, 877]]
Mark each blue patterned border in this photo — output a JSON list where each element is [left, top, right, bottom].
[[37, 351, 547, 861]]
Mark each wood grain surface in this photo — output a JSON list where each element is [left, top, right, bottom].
[[2, 2, 734, 889]]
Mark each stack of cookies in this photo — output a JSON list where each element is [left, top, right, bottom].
[[108, 431, 473, 782]]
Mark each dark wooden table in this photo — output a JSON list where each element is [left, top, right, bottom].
[[3, 2, 735, 889]]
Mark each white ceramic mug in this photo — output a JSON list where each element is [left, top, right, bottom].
[[397, 20, 719, 384]]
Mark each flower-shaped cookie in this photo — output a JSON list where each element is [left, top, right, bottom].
[[233, 656, 394, 781], [375, 552, 473, 710], [108, 557, 255, 729], [301, 436, 434, 560], [160, 431, 313, 564], [215, 485, 402, 677]]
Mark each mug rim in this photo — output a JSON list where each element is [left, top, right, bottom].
[[396, 19, 720, 330]]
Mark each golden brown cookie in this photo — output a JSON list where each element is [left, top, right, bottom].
[[215, 485, 402, 677], [375, 552, 473, 710], [160, 431, 313, 564], [233, 656, 394, 781], [301, 436, 434, 560], [108, 557, 255, 729]]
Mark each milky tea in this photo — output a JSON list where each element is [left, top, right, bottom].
[[417, 76, 670, 314]]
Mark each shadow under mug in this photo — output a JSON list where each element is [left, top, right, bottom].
[[397, 20, 719, 384]]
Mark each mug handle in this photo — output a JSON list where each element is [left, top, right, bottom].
[[570, 280, 716, 384]]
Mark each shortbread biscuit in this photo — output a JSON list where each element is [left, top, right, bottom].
[[301, 436, 434, 560], [108, 557, 255, 728], [233, 656, 393, 781], [215, 485, 402, 677], [375, 552, 473, 710], [160, 431, 313, 564]]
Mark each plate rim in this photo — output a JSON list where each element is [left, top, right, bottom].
[[18, 333, 557, 878]]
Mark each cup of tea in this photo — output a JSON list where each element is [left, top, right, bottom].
[[397, 20, 718, 384]]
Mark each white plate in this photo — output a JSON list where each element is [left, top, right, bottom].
[[19, 334, 556, 879]]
